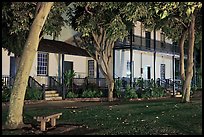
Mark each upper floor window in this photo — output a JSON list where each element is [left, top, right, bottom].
[[145, 31, 151, 49], [161, 33, 165, 42], [161, 32, 165, 48], [37, 52, 48, 76]]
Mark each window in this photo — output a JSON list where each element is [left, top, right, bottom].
[[160, 64, 165, 79], [147, 66, 151, 79], [37, 52, 48, 76], [161, 33, 165, 48], [88, 60, 94, 78], [145, 31, 151, 49], [127, 61, 134, 78]]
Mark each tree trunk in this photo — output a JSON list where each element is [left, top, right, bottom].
[[15, 55, 21, 73], [5, 2, 54, 129], [98, 63, 114, 102], [179, 29, 187, 82], [200, 42, 202, 88], [107, 78, 114, 102], [181, 14, 195, 103]]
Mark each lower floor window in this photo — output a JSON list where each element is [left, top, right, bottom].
[[37, 52, 48, 76], [88, 60, 94, 78]]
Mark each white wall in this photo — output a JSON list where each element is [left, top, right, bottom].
[[64, 55, 92, 78], [49, 53, 60, 77], [114, 49, 174, 80], [133, 21, 172, 44], [156, 53, 173, 80], [141, 51, 154, 79], [114, 49, 130, 78]]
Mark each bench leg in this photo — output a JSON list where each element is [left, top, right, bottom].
[[41, 120, 46, 131], [51, 118, 56, 127]]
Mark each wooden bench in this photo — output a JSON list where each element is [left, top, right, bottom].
[[33, 113, 62, 131]]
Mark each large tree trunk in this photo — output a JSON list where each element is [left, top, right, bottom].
[[98, 63, 114, 102], [181, 14, 195, 103], [5, 2, 54, 129], [200, 42, 202, 88], [179, 29, 187, 82], [15, 55, 21, 73], [107, 79, 114, 102], [91, 28, 115, 102]]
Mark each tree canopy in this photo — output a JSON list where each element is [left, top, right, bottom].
[[2, 2, 69, 57], [66, 2, 148, 101]]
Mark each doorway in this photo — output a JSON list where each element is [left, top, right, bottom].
[[64, 61, 73, 73], [10, 57, 16, 77]]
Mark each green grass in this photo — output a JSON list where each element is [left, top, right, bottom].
[[2, 98, 202, 135]]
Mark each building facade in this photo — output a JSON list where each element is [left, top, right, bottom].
[[2, 21, 184, 97], [114, 21, 184, 86]]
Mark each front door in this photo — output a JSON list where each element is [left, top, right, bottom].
[[10, 57, 16, 77], [64, 61, 73, 74], [145, 66, 151, 80]]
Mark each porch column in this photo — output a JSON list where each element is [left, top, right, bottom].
[[113, 47, 115, 80], [153, 29, 156, 87], [130, 26, 133, 87], [62, 54, 65, 100], [172, 45, 175, 97]]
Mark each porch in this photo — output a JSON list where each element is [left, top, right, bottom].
[[2, 75, 184, 100]]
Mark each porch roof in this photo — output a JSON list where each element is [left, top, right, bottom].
[[38, 39, 90, 57]]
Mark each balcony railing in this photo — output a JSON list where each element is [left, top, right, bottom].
[[115, 35, 187, 55]]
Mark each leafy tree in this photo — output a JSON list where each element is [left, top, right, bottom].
[[2, 2, 69, 70], [5, 2, 54, 129], [66, 2, 147, 101], [141, 2, 202, 102]]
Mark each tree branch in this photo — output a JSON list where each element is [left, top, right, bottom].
[[174, 17, 188, 28], [85, 3, 93, 16]]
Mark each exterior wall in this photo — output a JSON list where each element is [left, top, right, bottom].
[[2, 48, 93, 85], [140, 51, 154, 79], [64, 55, 91, 78], [114, 49, 174, 80], [156, 53, 173, 80], [114, 49, 130, 78], [133, 21, 172, 44]]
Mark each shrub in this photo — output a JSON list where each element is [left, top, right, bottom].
[[81, 89, 103, 98], [141, 88, 152, 99], [2, 87, 11, 102], [115, 78, 123, 98], [152, 86, 166, 97], [66, 91, 78, 98], [124, 85, 138, 99], [25, 87, 42, 100]]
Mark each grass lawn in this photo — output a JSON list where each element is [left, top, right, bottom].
[[2, 97, 202, 135]]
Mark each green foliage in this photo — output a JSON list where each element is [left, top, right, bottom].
[[2, 2, 69, 56], [25, 87, 42, 100], [114, 78, 123, 98], [64, 70, 76, 88], [66, 91, 78, 98], [124, 84, 138, 99], [2, 87, 11, 102], [151, 86, 166, 97], [67, 2, 148, 51], [141, 2, 202, 43], [135, 77, 144, 88], [141, 88, 152, 99], [81, 89, 103, 98]]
